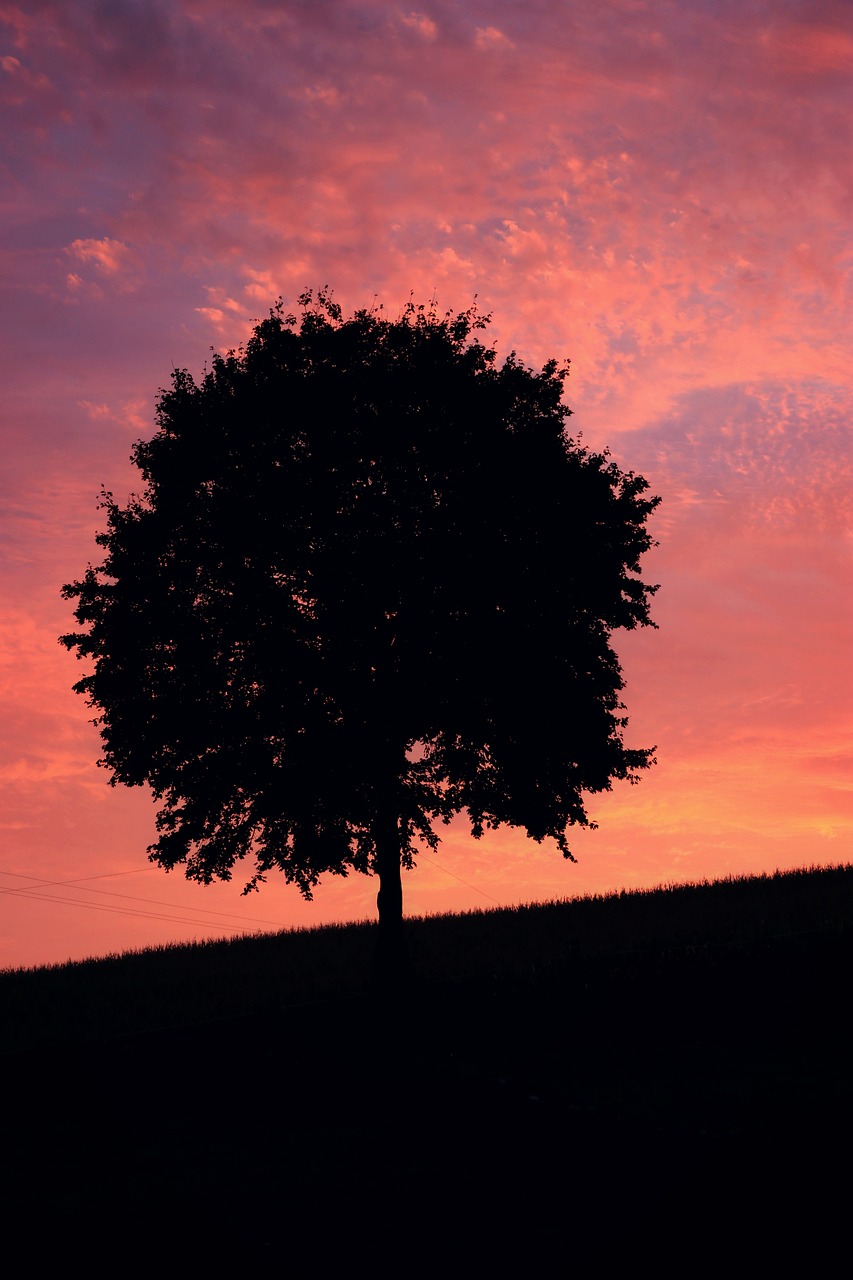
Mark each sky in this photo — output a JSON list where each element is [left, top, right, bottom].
[[1, 0, 851, 970]]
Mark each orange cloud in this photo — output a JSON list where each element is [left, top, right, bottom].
[[67, 238, 131, 274], [475, 26, 514, 50], [400, 12, 438, 41]]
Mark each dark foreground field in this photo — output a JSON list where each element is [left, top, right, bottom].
[[2, 865, 852, 1262]]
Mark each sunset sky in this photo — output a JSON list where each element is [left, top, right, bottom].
[[2, 0, 851, 970]]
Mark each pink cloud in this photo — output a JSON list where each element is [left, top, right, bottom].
[[67, 237, 133, 275], [758, 18, 853, 76], [474, 26, 514, 50], [399, 11, 438, 41]]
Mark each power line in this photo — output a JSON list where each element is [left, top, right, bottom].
[[417, 854, 501, 905], [0, 855, 502, 936], [1, 886, 261, 934], [0, 867, 288, 930], [40, 867, 150, 882]]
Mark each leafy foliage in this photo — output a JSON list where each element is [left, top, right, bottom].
[[61, 292, 659, 899]]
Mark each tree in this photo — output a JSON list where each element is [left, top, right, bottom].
[[61, 291, 660, 976]]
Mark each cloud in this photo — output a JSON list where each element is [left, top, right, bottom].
[[77, 398, 149, 431], [474, 26, 514, 49], [627, 380, 853, 539], [399, 11, 438, 41], [241, 266, 281, 305], [64, 237, 141, 295], [7, 3, 848, 405], [758, 18, 853, 78], [67, 237, 133, 275]]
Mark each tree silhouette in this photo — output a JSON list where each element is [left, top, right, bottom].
[[61, 292, 659, 975]]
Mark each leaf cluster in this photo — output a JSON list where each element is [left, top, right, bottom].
[[61, 292, 659, 895]]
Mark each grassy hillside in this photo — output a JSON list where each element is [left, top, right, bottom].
[[2, 864, 851, 1259], [2, 862, 852, 1053]]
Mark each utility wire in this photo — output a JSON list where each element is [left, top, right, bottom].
[[417, 854, 501, 905], [0, 855, 501, 933], [0, 868, 288, 930], [0, 886, 260, 933], [34, 867, 150, 882]]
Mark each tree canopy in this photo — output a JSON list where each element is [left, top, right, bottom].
[[61, 292, 659, 947]]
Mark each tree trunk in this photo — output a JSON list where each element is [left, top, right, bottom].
[[372, 810, 413, 991]]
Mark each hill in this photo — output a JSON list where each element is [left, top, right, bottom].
[[4, 863, 852, 1050], [2, 865, 851, 1261]]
